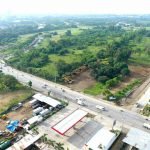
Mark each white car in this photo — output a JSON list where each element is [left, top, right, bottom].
[[96, 105, 105, 111], [76, 98, 86, 106]]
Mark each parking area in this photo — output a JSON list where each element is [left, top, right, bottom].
[[68, 120, 103, 149], [37, 102, 106, 149]]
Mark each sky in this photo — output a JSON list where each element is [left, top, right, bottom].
[[0, 0, 150, 16]]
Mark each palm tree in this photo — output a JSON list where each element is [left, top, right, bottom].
[[55, 142, 64, 150], [46, 139, 56, 148], [41, 134, 48, 143]]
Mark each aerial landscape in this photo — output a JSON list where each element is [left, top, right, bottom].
[[0, 0, 150, 150]]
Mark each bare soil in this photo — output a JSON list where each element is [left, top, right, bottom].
[[111, 65, 150, 93], [66, 70, 96, 91], [0, 102, 32, 130], [66, 65, 150, 108]]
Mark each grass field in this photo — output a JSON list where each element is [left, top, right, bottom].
[[130, 37, 150, 66], [84, 83, 106, 95]]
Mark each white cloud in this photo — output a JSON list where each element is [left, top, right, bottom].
[[0, 0, 150, 16]]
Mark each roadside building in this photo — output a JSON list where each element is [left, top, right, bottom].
[[137, 87, 150, 107], [84, 127, 119, 150], [33, 93, 61, 107], [7, 134, 42, 150], [52, 109, 88, 135], [123, 128, 150, 150]]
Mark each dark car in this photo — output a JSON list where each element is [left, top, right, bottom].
[[56, 104, 65, 110]]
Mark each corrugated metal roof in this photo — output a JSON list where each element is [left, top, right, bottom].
[[86, 127, 117, 150], [52, 109, 87, 135], [7, 134, 42, 150], [123, 128, 150, 150], [33, 93, 60, 107]]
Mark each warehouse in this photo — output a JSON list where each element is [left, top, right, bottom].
[[85, 127, 118, 150], [52, 109, 88, 135]]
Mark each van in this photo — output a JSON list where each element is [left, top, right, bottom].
[[96, 105, 105, 111], [143, 123, 150, 129]]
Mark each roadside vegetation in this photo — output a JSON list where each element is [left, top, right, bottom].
[[0, 72, 25, 93], [142, 104, 150, 117], [0, 73, 33, 113]]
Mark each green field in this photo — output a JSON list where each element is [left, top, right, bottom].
[[84, 83, 106, 95]]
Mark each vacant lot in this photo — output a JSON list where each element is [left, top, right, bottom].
[[66, 70, 96, 91], [68, 65, 150, 107], [0, 90, 33, 113]]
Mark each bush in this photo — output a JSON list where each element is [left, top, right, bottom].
[[97, 76, 109, 83]]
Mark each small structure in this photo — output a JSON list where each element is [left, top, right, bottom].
[[123, 128, 150, 150], [7, 134, 42, 150], [137, 87, 150, 107], [85, 127, 118, 150], [52, 109, 88, 135], [33, 93, 61, 107]]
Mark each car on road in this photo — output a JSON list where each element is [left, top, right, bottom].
[[42, 84, 48, 89], [96, 105, 105, 111], [145, 117, 150, 121], [76, 98, 86, 106]]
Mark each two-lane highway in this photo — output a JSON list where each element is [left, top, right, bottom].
[[1, 62, 150, 132]]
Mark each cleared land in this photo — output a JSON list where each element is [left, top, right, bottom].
[[0, 90, 33, 113]]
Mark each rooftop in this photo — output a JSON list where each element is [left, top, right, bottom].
[[33, 93, 61, 107], [86, 127, 117, 150], [52, 109, 88, 135], [123, 128, 150, 150]]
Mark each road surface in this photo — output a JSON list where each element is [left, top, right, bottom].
[[0, 62, 150, 133]]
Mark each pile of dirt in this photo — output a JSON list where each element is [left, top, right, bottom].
[[66, 70, 96, 91]]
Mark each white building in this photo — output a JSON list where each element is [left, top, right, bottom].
[[137, 87, 150, 107], [7, 134, 42, 150], [123, 128, 150, 150], [85, 127, 118, 150], [33, 93, 61, 107]]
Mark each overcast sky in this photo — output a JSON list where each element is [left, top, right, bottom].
[[0, 0, 150, 16]]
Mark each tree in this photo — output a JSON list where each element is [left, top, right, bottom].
[[121, 67, 130, 76], [65, 30, 72, 36], [28, 81, 32, 88], [97, 76, 109, 83]]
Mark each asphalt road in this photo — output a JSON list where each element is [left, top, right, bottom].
[[0, 62, 150, 133]]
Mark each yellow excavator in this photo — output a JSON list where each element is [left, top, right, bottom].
[[0, 114, 8, 120]]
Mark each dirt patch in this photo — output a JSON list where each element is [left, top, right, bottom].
[[66, 70, 96, 91], [7, 102, 32, 120], [0, 102, 32, 131], [111, 65, 150, 93]]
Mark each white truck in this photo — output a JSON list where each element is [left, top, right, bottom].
[[143, 123, 150, 129]]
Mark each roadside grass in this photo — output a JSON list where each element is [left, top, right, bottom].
[[142, 104, 150, 117], [0, 90, 33, 114], [41, 63, 58, 77], [84, 83, 106, 96], [48, 53, 81, 64]]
